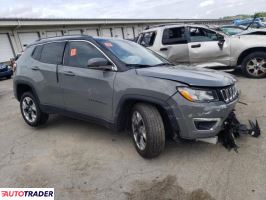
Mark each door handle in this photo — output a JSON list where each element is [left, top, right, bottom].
[[31, 66, 40, 71], [160, 47, 168, 51], [191, 44, 201, 48], [63, 71, 75, 76]]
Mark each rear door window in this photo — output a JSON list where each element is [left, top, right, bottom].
[[31, 45, 43, 61], [189, 27, 218, 42], [139, 32, 156, 47], [40, 42, 66, 64], [162, 27, 187, 45], [64, 41, 105, 68]]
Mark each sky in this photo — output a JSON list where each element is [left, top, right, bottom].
[[0, 0, 265, 19]]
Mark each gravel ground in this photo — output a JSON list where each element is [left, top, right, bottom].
[[0, 72, 265, 200]]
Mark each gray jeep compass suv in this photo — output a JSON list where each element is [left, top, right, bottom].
[[14, 35, 239, 158]]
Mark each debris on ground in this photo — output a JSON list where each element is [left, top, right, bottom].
[[218, 111, 261, 152]]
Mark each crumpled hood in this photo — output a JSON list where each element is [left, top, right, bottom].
[[136, 65, 236, 87], [235, 28, 266, 36]]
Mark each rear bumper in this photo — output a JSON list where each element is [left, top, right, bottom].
[[0, 69, 13, 78], [167, 93, 238, 140]]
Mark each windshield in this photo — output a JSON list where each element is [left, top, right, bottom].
[[95, 38, 170, 67]]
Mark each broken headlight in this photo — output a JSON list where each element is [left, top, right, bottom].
[[177, 87, 218, 102]]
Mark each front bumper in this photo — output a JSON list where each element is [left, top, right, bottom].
[[167, 93, 239, 139], [0, 69, 13, 78]]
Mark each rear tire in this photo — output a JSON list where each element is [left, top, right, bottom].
[[20, 92, 49, 127], [6, 75, 11, 79], [130, 103, 165, 158], [241, 51, 266, 78]]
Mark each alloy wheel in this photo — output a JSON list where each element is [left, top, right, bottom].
[[132, 111, 147, 151], [246, 57, 266, 77], [22, 96, 37, 123]]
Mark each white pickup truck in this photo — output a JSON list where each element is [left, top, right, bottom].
[[137, 24, 266, 78]]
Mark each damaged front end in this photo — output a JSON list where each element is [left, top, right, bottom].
[[218, 111, 261, 152]]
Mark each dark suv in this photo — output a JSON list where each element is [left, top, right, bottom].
[[14, 35, 239, 158], [0, 63, 13, 79]]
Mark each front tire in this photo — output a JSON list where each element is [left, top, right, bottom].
[[20, 92, 49, 127], [131, 103, 165, 158], [241, 52, 266, 78]]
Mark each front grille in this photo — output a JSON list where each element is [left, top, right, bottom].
[[219, 84, 238, 103]]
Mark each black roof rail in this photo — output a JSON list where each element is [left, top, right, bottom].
[[27, 34, 93, 48], [36, 34, 91, 42]]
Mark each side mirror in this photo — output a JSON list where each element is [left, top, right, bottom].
[[217, 34, 225, 48], [87, 58, 113, 70]]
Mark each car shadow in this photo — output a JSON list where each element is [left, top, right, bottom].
[[36, 114, 127, 139], [227, 68, 243, 77], [0, 77, 12, 81], [36, 114, 232, 159]]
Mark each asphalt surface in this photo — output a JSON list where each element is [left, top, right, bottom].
[[0, 72, 265, 200]]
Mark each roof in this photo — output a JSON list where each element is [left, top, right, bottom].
[[0, 18, 232, 27], [29, 35, 93, 46]]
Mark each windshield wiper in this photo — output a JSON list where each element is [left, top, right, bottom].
[[126, 64, 153, 68], [152, 63, 173, 67], [126, 63, 173, 68]]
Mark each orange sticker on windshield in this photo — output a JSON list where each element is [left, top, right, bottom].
[[104, 42, 113, 47], [70, 48, 77, 56]]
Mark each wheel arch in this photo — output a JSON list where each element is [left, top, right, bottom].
[[237, 47, 266, 65], [114, 95, 179, 137], [14, 80, 40, 103]]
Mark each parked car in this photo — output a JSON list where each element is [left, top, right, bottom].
[[0, 63, 13, 79], [234, 18, 266, 28], [14, 35, 239, 158], [137, 24, 266, 78]]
